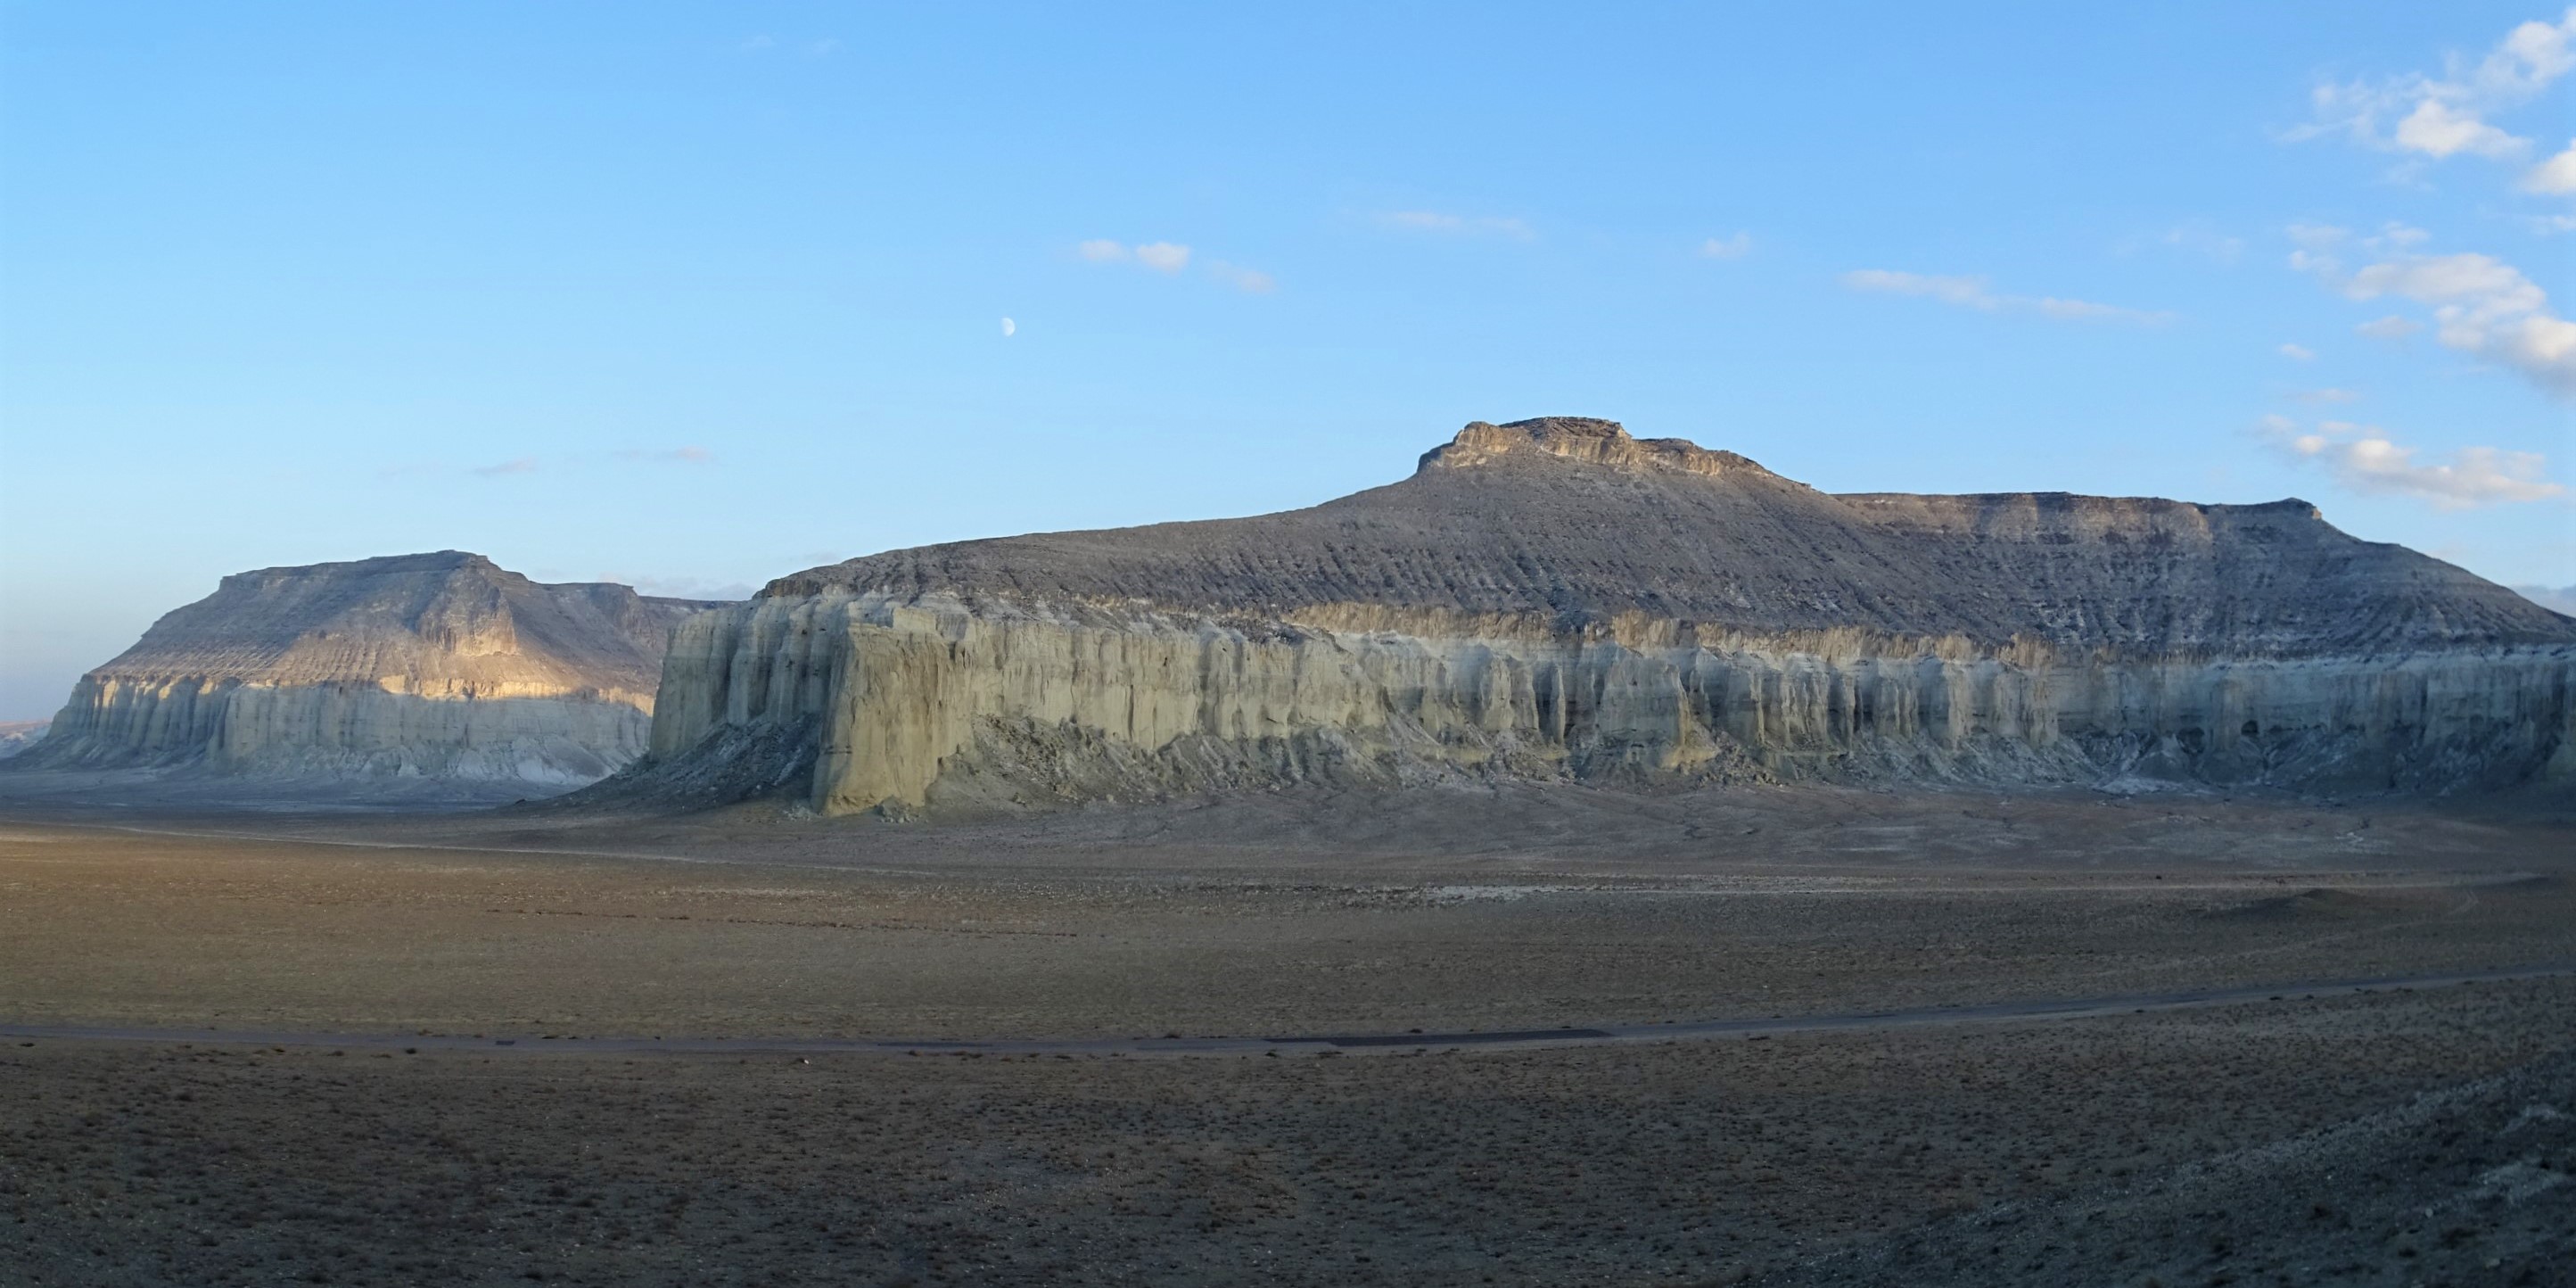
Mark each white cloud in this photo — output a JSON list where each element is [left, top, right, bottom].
[[2356, 314, 2423, 340], [1840, 269, 2174, 324], [2284, 223, 2348, 274], [2292, 388, 2360, 403], [2488, 11, 2576, 93], [471, 457, 539, 478], [2391, 97, 2526, 159], [1843, 269, 1995, 307], [1132, 242, 1190, 272], [2344, 252, 2539, 310], [2294, 9, 2576, 164], [1203, 260, 1274, 293], [1076, 239, 1269, 293], [2526, 138, 2576, 192], [2154, 221, 2245, 263], [613, 447, 715, 465], [2335, 251, 2576, 397], [2290, 228, 2576, 396], [2032, 296, 2164, 323], [1083, 239, 1192, 272], [2279, 343, 2317, 360], [1381, 210, 1461, 232], [1000, 317, 1016, 337], [2259, 416, 2565, 508], [1377, 210, 1536, 240], [2288, 221, 2430, 276], [1699, 232, 1753, 260], [1077, 239, 1192, 272]]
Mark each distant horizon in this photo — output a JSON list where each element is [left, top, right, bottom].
[[6, 4, 2572, 719]]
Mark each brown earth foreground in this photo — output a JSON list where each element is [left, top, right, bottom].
[[2, 783, 2572, 1284]]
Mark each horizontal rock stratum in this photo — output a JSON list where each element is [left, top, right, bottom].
[[14, 552, 724, 785], [606, 417, 2576, 813]]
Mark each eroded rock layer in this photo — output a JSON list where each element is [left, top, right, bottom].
[[17, 552, 722, 784], [621, 418, 2576, 812]]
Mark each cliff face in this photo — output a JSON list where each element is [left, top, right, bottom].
[[16, 552, 724, 784], [617, 419, 2576, 813]]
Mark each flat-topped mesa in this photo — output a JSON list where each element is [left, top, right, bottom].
[[755, 419, 2553, 656], [1419, 417, 1778, 481], [14, 551, 728, 786], [613, 417, 2576, 815]]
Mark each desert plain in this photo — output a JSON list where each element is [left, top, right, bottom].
[[3, 782, 2572, 1286]]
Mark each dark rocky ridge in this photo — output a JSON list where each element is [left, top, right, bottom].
[[768, 417, 2570, 657], [15, 552, 725, 784]]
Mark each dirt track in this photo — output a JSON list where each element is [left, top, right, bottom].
[[5, 966, 2567, 1060]]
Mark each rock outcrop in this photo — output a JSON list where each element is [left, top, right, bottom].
[[13, 552, 723, 785], [610, 418, 2576, 813]]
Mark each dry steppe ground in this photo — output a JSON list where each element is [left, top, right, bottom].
[[2, 781, 2572, 1285]]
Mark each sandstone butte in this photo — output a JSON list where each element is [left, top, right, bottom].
[[595, 417, 2576, 816], [13, 551, 721, 785]]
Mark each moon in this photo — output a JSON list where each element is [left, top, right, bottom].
[[1000, 317, 1016, 337]]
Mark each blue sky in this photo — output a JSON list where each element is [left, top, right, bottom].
[[3, 3, 2572, 718]]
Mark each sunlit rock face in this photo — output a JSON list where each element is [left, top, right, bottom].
[[617, 418, 2576, 813], [16, 552, 724, 785]]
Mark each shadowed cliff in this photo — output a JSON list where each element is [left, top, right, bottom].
[[598, 419, 2576, 813]]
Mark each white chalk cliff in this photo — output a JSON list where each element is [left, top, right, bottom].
[[602, 418, 2576, 813], [15, 552, 722, 785]]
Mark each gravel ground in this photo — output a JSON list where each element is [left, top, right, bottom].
[[4, 981, 2572, 1287], [3, 805, 2571, 1041], [1758, 1043, 2576, 1287], [3, 787, 2570, 1284]]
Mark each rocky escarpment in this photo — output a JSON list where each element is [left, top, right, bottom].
[[611, 417, 2576, 813], [13, 552, 723, 785]]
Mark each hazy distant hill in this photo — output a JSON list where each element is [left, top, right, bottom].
[[2514, 585, 2576, 616], [0, 721, 49, 760]]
